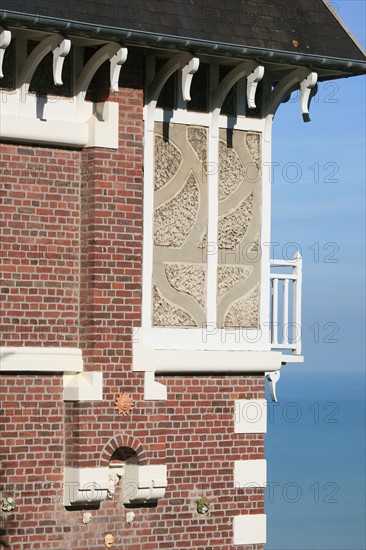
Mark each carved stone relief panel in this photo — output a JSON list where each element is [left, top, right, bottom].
[[153, 123, 208, 327], [217, 129, 262, 329]]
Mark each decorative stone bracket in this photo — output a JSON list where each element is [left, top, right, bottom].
[[123, 465, 167, 504], [0, 27, 11, 77], [63, 465, 167, 507], [64, 467, 110, 507], [265, 370, 281, 402]]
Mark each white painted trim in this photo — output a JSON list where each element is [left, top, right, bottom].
[[135, 326, 271, 351], [234, 459, 267, 488], [260, 116, 273, 348], [234, 399, 267, 433], [134, 339, 282, 373], [233, 514, 266, 545], [206, 115, 219, 325], [0, 115, 88, 147], [281, 355, 304, 363], [151, 108, 266, 132], [141, 102, 155, 328], [0, 347, 83, 372]]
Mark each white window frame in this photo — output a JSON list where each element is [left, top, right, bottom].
[[141, 55, 272, 351]]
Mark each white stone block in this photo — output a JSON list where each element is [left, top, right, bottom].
[[63, 372, 103, 401], [234, 399, 267, 433], [123, 464, 167, 504], [234, 459, 267, 488], [233, 514, 266, 545], [0, 346, 83, 372], [64, 467, 109, 506], [144, 371, 167, 400]]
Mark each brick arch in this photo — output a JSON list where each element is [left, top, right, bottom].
[[100, 433, 148, 466]]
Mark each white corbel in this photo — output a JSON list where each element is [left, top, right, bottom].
[[110, 46, 128, 91], [52, 38, 71, 85], [211, 61, 264, 137], [0, 27, 11, 78], [300, 71, 318, 122], [76, 43, 128, 98], [181, 56, 200, 101], [265, 370, 281, 402], [146, 52, 198, 131], [123, 465, 167, 504], [266, 67, 318, 121], [18, 34, 71, 90], [246, 65, 265, 109], [64, 467, 109, 507]]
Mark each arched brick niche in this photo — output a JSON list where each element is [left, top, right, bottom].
[[100, 434, 148, 466]]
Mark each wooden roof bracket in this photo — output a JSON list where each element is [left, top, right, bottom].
[[76, 42, 128, 120], [145, 52, 200, 131], [265, 67, 318, 122], [211, 61, 265, 138], [17, 33, 71, 92], [265, 370, 281, 402], [0, 26, 11, 78]]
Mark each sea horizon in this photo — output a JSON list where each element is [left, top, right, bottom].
[[265, 370, 366, 550]]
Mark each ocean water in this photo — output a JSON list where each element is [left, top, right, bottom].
[[265, 371, 366, 550]]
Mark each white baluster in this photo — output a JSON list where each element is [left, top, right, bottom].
[[283, 278, 289, 344], [272, 278, 279, 345], [293, 252, 302, 354]]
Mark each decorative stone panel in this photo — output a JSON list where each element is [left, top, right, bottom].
[[154, 135, 183, 190], [153, 123, 208, 327], [152, 125, 262, 330], [217, 130, 262, 329]]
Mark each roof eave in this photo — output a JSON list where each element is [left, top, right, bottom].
[[1, 10, 366, 78]]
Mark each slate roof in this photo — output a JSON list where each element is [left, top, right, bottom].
[[1, 0, 365, 73]]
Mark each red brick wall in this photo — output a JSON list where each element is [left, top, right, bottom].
[[0, 145, 80, 346], [0, 47, 266, 549], [1, 375, 265, 549]]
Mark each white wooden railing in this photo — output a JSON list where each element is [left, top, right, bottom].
[[270, 252, 302, 355]]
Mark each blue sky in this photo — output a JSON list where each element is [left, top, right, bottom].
[[271, 0, 366, 376], [267, 8, 365, 545]]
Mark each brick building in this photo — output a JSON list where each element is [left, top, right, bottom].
[[0, 1, 365, 549]]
